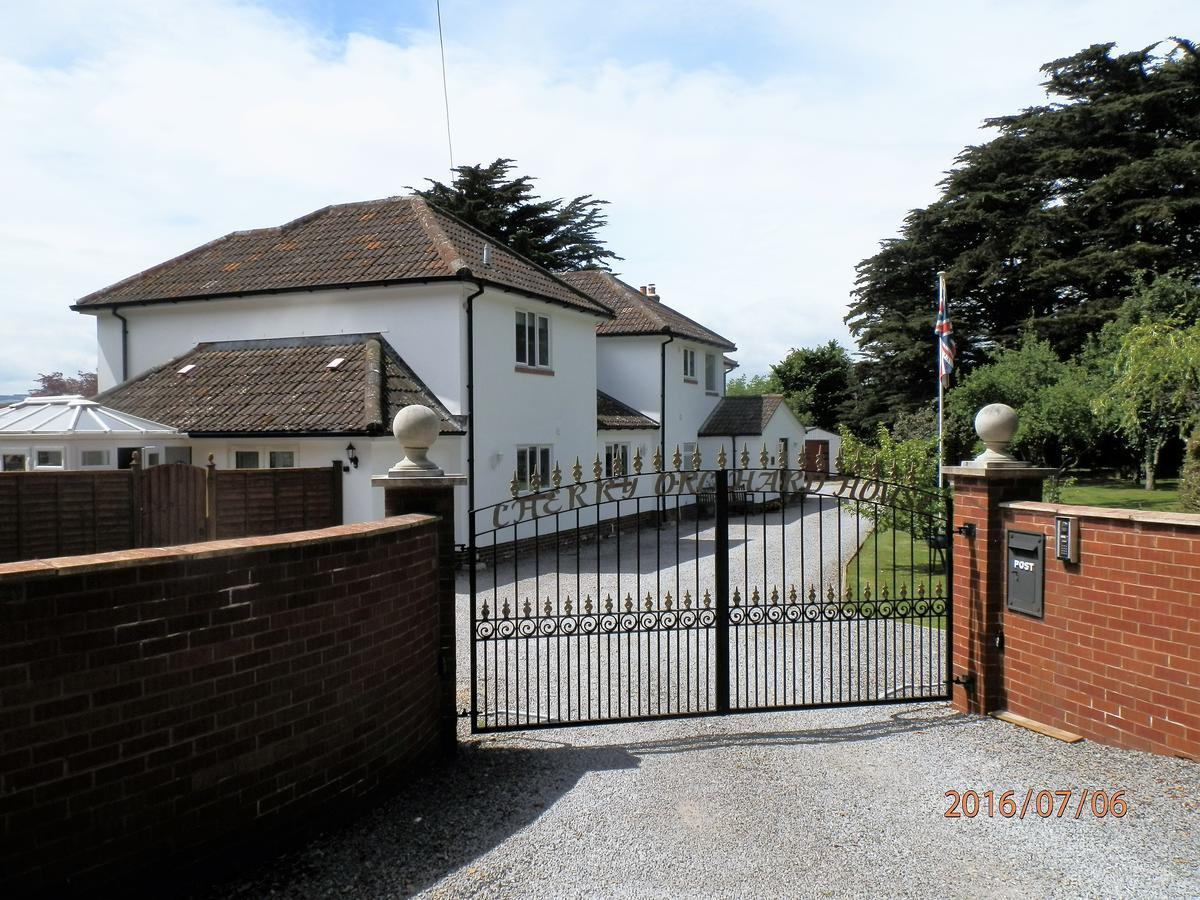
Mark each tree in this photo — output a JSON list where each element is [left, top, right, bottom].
[[411, 158, 621, 272], [943, 334, 1109, 470], [29, 371, 97, 397], [846, 38, 1200, 425], [725, 372, 781, 396], [769, 341, 854, 430], [1098, 317, 1200, 489]]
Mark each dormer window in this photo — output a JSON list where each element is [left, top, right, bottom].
[[516, 311, 551, 369]]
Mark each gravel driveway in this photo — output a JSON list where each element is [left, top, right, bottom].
[[200, 705, 1198, 899]]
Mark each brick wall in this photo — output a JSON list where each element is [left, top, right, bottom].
[[998, 503, 1199, 759], [0, 516, 448, 895]]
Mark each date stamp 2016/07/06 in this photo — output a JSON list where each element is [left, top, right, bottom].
[[945, 789, 1128, 819]]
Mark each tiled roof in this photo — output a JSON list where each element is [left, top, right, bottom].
[[95, 334, 464, 436], [597, 390, 659, 430], [73, 197, 611, 317], [559, 270, 736, 350], [698, 395, 785, 436]]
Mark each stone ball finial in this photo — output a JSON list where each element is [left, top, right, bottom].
[[972, 403, 1020, 467], [389, 405, 444, 476]]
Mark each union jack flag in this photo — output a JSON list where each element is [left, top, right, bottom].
[[935, 272, 955, 387]]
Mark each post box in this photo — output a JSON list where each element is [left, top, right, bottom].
[[1007, 530, 1044, 618]]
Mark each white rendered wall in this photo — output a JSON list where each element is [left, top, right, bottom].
[[596, 336, 663, 421], [664, 340, 723, 460], [86, 283, 467, 412]]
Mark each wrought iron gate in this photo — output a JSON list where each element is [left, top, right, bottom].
[[468, 447, 951, 733]]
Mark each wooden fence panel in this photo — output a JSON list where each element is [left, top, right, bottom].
[[0, 463, 343, 561], [212, 463, 342, 540], [0, 471, 135, 563]]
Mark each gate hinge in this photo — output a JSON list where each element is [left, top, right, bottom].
[[954, 523, 977, 539], [951, 671, 976, 691]]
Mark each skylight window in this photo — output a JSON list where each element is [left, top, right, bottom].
[[327, 357, 346, 370], [177, 364, 196, 375]]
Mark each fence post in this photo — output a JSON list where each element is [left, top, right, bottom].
[[130, 451, 143, 547], [205, 455, 217, 541], [715, 468, 730, 713], [330, 460, 344, 525]]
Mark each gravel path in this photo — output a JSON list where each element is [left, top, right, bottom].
[[200, 705, 1199, 899]]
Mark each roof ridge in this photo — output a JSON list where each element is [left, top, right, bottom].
[[417, 199, 613, 313], [409, 196, 470, 275]]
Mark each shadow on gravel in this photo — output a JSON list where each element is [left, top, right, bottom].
[[194, 742, 638, 899], [581, 706, 971, 757]]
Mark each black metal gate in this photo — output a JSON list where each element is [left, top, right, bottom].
[[468, 448, 951, 733]]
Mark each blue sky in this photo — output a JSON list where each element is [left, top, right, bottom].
[[0, 1, 1193, 394]]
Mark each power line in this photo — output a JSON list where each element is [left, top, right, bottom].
[[436, 0, 455, 177]]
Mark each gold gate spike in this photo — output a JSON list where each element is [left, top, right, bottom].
[[808, 585, 817, 602], [644, 591, 653, 611], [652, 446, 663, 472], [572, 457, 583, 483], [523, 598, 532, 617], [501, 598, 510, 618], [717, 445, 727, 469], [552, 462, 562, 488], [683, 590, 692, 609], [633, 448, 643, 474], [759, 444, 769, 468], [584, 595, 593, 614], [751, 586, 760, 605], [509, 473, 519, 498], [624, 593, 634, 611], [740, 444, 750, 469], [544, 597, 552, 615], [530, 469, 541, 492], [826, 585, 835, 602], [703, 589, 712, 608], [789, 584, 797, 603], [732, 587, 742, 607], [481, 600, 490, 620], [605, 594, 614, 613], [593, 455, 603, 480], [770, 586, 779, 603], [564, 596, 573, 614], [672, 446, 683, 471], [691, 445, 702, 471], [664, 591, 673, 610]]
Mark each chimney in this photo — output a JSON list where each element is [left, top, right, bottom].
[[640, 285, 647, 294], [648, 283, 657, 297]]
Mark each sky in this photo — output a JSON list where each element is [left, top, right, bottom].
[[0, 1, 1193, 394]]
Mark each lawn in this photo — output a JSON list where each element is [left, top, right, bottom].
[[1055, 478, 1182, 512], [842, 527, 947, 630]]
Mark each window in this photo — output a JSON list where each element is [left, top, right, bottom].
[[80, 449, 111, 468], [2, 452, 27, 472], [604, 443, 630, 477], [165, 446, 192, 465], [235, 450, 260, 469], [705, 353, 717, 391], [515, 310, 551, 368], [683, 348, 696, 379], [682, 441, 698, 467], [516, 445, 552, 489], [269, 451, 295, 468], [34, 448, 64, 469]]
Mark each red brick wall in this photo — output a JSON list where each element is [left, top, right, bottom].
[[0, 516, 446, 895], [998, 503, 1200, 759]]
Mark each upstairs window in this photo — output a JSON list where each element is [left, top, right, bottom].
[[683, 348, 696, 379], [516, 311, 551, 368], [704, 353, 717, 391]]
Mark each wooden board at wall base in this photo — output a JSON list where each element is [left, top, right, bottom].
[[991, 710, 1083, 744]]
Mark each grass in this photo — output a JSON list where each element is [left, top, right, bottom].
[[842, 527, 947, 630], [1055, 477, 1182, 512]]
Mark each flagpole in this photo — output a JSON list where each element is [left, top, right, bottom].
[[937, 271, 947, 489]]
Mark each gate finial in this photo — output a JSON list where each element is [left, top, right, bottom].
[[740, 444, 750, 469], [691, 445, 702, 471], [552, 462, 562, 488], [652, 446, 663, 472], [717, 446, 727, 469], [633, 448, 643, 474], [573, 457, 583, 483], [509, 472, 519, 498], [759, 444, 769, 468], [593, 454, 603, 480], [672, 446, 682, 471]]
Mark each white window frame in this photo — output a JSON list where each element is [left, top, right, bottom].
[[604, 442, 630, 477], [1, 448, 30, 472], [515, 310, 552, 369], [231, 446, 298, 470], [79, 448, 113, 469], [32, 446, 66, 470], [704, 353, 717, 392], [516, 444, 553, 490], [683, 348, 696, 380]]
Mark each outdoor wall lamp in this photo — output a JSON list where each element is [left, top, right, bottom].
[[345, 443, 359, 469]]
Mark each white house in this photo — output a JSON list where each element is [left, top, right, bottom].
[[69, 195, 770, 544]]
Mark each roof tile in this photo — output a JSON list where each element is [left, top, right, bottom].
[[597, 390, 659, 430], [698, 395, 785, 437]]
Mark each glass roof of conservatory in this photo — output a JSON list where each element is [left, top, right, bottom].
[[0, 396, 179, 437]]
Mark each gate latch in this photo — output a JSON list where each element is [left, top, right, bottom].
[[954, 523, 977, 539]]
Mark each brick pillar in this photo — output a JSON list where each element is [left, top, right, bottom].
[[375, 474, 466, 755], [945, 465, 1050, 714]]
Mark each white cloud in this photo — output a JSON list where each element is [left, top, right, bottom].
[[0, 0, 1191, 391]]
